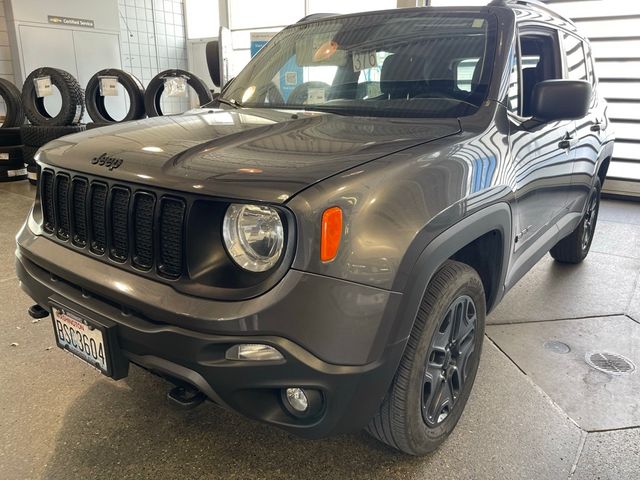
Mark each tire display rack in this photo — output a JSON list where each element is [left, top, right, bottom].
[[0, 66, 212, 186]]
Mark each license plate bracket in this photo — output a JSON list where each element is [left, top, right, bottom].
[[49, 295, 129, 379]]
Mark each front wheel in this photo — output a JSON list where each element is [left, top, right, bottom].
[[366, 260, 486, 455], [550, 178, 601, 264]]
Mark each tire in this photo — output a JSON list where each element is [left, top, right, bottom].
[[366, 260, 486, 455], [20, 124, 86, 148], [205, 41, 221, 87], [286, 81, 330, 105], [550, 178, 601, 264], [144, 69, 213, 117], [0, 127, 21, 147], [0, 165, 27, 182], [0, 78, 24, 128], [26, 163, 39, 185], [85, 69, 146, 123], [22, 145, 39, 166], [22, 67, 85, 126], [0, 145, 24, 168]]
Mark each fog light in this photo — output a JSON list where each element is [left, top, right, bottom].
[[225, 344, 284, 361], [285, 388, 309, 412]]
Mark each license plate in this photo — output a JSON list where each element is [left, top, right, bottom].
[[52, 306, 109, 374]]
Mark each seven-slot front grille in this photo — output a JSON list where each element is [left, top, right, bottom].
[[40, 169, 185, 279]]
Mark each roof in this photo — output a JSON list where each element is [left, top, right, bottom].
[[490, 0, 579, 33]]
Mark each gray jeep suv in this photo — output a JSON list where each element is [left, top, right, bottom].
[[16, 0, 613, 455]]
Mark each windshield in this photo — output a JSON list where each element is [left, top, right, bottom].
[[221, 11, 497, 118]]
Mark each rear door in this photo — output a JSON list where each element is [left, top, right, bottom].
[[568, 34, 605, 212], [509, 26, 576, 252]]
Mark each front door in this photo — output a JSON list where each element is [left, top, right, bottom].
[[510, 27, 576, 253]]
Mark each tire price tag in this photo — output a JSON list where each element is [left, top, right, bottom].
[[164, 77, 188, 97], [99, 76, 119, 97], [307, 87, 326, 104], [8, 168, 27, 177], [352, 50, 377, 72], [34, 76, 53, 98]]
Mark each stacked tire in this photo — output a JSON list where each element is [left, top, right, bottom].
[[21, 67, 86, 185], [0, 78, 27, 183]]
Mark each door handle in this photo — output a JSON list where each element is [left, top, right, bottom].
[[590, 123, 602, 132], [558, 134, 574, 150]]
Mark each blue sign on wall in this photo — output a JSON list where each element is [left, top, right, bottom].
[[250, 32, 302, 102]]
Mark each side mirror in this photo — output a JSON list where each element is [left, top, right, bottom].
[[206, 40, 221, 88], [531, 80, 591, 122]]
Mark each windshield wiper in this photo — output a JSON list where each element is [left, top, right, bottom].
[[216, 97, 243, 109]]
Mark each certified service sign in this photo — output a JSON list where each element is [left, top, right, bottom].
[[48, 15, 95, 28]]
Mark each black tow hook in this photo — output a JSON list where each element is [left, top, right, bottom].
[[28, 304, 49, 319], [167, 385, 206, 409]]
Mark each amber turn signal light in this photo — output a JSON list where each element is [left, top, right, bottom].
[[320, 207, 342, 262]]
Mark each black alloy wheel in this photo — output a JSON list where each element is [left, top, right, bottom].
[[366, 260, 485, 455], [581, 188, 599, 252], [550, 177, 601, 264], [422, 295, 477, 426]]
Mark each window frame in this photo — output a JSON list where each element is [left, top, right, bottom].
[[505, 32, 522, 117], [560, 30, 589, 82]]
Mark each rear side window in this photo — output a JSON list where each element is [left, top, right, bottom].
[[563, 33, 588, 81]]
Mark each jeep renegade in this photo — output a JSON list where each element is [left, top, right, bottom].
[[16, 0, 613, 455]]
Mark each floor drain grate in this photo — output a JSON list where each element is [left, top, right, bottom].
[[585, 352, 636, 375]]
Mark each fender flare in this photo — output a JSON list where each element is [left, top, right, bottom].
[[389, 202, 512, 345]]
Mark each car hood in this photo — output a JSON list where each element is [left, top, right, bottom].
[[40, 108, 461, 203]]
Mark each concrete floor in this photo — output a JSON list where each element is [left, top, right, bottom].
[[1, 180, 639, 480]]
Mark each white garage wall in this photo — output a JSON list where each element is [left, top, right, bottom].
[[0, 1, 14, 86], [544, 0, 640, 194], [307, 0, 399, 15], [118, 0, 190, 114], [185, 0, 219, 39]]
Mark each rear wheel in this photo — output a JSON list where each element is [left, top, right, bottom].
[[550, 178, 601, 264], [366, 260, 485, 455]]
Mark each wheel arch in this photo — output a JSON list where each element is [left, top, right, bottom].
[[389, 202, 512, 346], [597, 155, 610, 188]]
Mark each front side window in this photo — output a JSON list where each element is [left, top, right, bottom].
[[221, 13, 498, 118], [519, 29, 562, 117]]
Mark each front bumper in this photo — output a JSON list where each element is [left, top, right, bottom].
[[16, 223, 407, 438]]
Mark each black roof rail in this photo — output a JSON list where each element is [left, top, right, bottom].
[[297, 13, 339, 23], [488, 0, 574, 26]]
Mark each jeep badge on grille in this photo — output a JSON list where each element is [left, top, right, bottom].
[[91, 153, 123, 170]]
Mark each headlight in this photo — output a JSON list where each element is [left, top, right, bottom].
[[222, 204, 284, 272]]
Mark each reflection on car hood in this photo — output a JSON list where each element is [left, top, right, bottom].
[[40, 108, 461, 203]]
